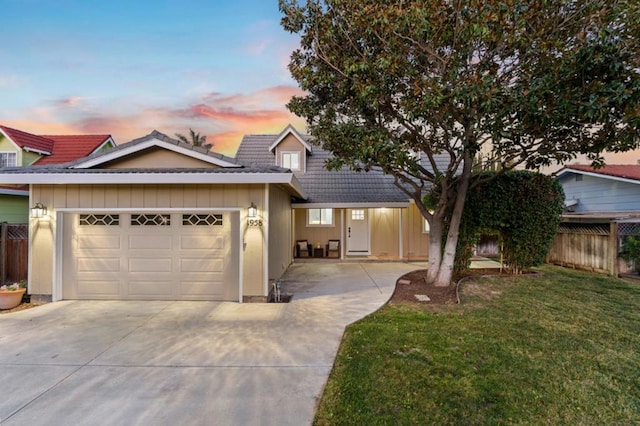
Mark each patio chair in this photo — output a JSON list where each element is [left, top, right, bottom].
[[326, 239, 340, 258], [295, 240, 312, 258]]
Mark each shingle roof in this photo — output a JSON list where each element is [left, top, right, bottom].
[[34, 135, 112, 165], [0, 125, 54, 153], [236, 133, 440, 205], [63, 130, 239, 168], [565, 164, 640, 182]]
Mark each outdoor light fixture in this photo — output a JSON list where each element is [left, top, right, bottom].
[[30, 202, 47, 219], [248, 202, 258, 218]]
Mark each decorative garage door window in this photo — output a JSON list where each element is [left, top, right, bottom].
[[131, 214, 171, 226], [182, 214, 223, 226], [79, 214, 120, 226]]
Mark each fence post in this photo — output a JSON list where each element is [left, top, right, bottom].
[[1, 221, 7, 285], [609, 221, 618, 277]]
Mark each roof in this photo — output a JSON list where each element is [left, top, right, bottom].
[[236, 133, 447, 206], [34, 135, 112, 165], [0, 125, 53, 154], [67, 130, 240, 169], [557, 164, 640, 184], [0, 131, 306, 198], [0, 185, 28, 196]]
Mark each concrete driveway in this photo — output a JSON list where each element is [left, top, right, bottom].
[[0, 262, 421, 426]]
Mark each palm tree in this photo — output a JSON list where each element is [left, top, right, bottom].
[[175, 129, 212, 150]]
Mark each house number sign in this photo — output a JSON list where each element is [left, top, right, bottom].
[[247, 219, 263, 227]]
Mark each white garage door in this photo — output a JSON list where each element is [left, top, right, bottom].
[[62, 212, 240, 301]]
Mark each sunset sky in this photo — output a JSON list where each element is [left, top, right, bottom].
[[2, 1, 638, 166], [1, 0, 306, 156]]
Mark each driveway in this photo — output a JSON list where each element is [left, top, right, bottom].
[[0, 262, 421, 426]]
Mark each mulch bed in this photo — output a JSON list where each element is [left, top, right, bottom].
[[390, 269, 511, 305]]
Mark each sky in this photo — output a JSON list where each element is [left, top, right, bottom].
[[0, 0, 306, 156], [2, 1, 639, 167]]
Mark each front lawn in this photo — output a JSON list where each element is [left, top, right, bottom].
[[315, 266, 640, 425]]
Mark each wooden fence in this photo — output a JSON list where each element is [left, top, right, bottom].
[[0, 222, 28, 285], [546, 221, 619, 276]]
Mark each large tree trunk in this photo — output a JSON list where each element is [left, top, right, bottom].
[[431, 155, 474, 287], [426, 215, 443, 284]]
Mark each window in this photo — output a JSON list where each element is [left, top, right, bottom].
[[351, 210, 365, 221], [307, 208, 333, 226], [131, 214, 171, 226], [79, 214, 120, 226], [182, 214, 223, 226], [281, 152, 301, 171], [0, 152, 17, 168]]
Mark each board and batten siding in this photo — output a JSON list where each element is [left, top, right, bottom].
[[268, 185, 293, 284], [559, 173, 640, 213], [29, 183, 266, 298]]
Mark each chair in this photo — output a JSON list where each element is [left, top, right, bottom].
[[295, 240, 312, 258], [326, 239, 340, 258]]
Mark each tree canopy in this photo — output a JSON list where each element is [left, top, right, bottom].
[[280, 0, 640, 285]]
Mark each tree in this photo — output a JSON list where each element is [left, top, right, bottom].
[[175, 129, 212, 150], [280, 0, 640, 286]]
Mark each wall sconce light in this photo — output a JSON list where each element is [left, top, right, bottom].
[[248, 202, 257, 218], [30, 202, 47, 218]]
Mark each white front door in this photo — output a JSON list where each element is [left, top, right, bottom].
[[346, 209, 370, 255]]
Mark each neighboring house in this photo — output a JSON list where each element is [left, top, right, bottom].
[[0, 125, 115, 223], [549, 164, 640, 277], [555, 164, 640, 213], [0, 125, 436, 304], [236, 125, 436, 260]]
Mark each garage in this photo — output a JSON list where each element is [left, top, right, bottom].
[[62, 211, 240, 301]]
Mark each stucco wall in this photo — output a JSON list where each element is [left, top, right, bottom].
[[30, 183, 266, 297]]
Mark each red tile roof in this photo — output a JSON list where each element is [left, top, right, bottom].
[[566, 164, 640, 181], [34, 135, 112, 165], [0, 125, 54, 153]]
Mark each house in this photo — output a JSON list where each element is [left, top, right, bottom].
[[0, 125, 115, 223], [548, 164, 640, 276], [0, 125, 434, 304], [236, 125, 434, 260]]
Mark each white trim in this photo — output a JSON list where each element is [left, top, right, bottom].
[[306, 208, 334, 227], [71, 138, 241, 169], [399, 209, 404, 260], [263, 184, 269, 297], [268, 124, 313, 154], [340, 209, 345, 259], [27, 185, 33, 296], [280, 151, 302, 171], [556, 167, 640, 186], [54, 207, 244, 303], [0, 172, 307, 197], [23, 147, 51, 156], [0, 129, 22, 151], [293, 202, 410, 209]]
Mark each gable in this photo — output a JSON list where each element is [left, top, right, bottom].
[[102, 147, 221, 169], [268, 124, 312, 154], [274, 134, 307, 172]]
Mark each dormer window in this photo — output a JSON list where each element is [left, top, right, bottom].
[[0, 152, 17, 168], [281, 151, 301, 171]]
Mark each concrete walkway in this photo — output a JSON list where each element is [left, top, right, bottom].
[[0, 262, 421, 426]]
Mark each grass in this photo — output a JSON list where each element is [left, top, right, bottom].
[[314, 266, 640, 425]]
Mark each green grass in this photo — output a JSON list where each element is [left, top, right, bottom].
[[315, 266, 640, 425]]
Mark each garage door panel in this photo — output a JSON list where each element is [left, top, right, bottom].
[[180, 235, 224, 250], [78, 235, 120, 250], [64, 212, 240, 301], [129, 235, 172, 250], [128, 281, 173, 297], [180, 258, 224, 273], [77, 257, 120, 273], [77, 281, 120, 296], [180, 281, 226, 297], [129, 258, 172, 272]]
